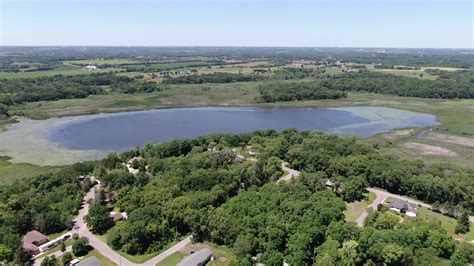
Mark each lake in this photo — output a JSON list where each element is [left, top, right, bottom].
[[0, 106, 440, 165]]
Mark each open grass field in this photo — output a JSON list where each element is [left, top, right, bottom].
[[403, 208, 474, 242], [186, 242, 235, 265], [344, 192, 376, 222], [0, 64, 121, 79], [155, 251, 186, 266], [370, 68, 437, 80], [65, 59, 141, 66], [0, 156, 59, 184]]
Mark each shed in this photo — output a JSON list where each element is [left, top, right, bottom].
[[177, 248, 213, 266]]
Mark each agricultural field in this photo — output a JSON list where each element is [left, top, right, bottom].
[[0, 63, 121, 79]]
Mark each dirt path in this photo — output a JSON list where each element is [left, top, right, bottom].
[[279, 163, 301, 182]]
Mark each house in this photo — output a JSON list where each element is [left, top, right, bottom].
[[389, 199, 418, 217], [83, 65, 97, 71], [406, 203, 419, 217], [111, 212, 127, 223], [325, 179, 335, 188], [389, 199, 408, 213], [177, 248, 213, 266], [128, 156, 144, 165], [76, 256, 101, 266], [22, 230, 48, 255]]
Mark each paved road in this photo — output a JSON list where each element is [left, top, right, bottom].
[[355, 187, 474, 226], [35, 183, 193, 266], [279, 163, 301, 182]]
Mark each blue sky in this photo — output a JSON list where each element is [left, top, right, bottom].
[[1, 0, 472, 48]]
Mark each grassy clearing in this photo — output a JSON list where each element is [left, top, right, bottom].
[[186, 242, 235, 265], [404, 208, 474, 241], [344, 192, 376, 222], [65, 59, 141, 66], [371, 68, 437, 80], [0, 156, 59, 185], [0, 64, 121, 79], [155, 251, 186, 266]]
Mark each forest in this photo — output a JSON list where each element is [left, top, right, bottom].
[[2, 130, 471, 265], [164, 72, 259, 84], [257, 82, 347, 102], [320, 71, 474, 99], [0, 74, 162, 117]]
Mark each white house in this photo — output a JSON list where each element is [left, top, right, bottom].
[[83, 65, 97, 71]]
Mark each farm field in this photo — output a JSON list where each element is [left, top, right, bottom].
[[0, 64, 121, 79]]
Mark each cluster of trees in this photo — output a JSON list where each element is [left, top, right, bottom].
[[272, 67, 325, 80], [1, 130, 473, 265], [0, 74, 162, 117], [164, 72, 259, 84], [320, 71, 474, 99], [0, 162, 95, 263], [256, 82, 347, 103]]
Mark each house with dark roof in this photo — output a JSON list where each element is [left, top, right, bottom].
[[22, 230, 48, 255], [389, 199, 418, 217], [389, 199, 408, 213], [177, 248, 213, 266]]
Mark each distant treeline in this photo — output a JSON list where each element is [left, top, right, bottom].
[[164, 72, 259, 84], [257, 82, 347, 102], [0, 74, 162, 117], [321, 71, 474, 99]]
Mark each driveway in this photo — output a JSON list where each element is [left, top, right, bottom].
[[355, 187, 474, 226], [279, 163, 301, 182]]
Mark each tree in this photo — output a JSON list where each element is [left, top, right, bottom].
[[233, 235, 253, 257], [381, 244, 405, 266], [338, 240, 359, 266], [41, 255, 58, 266], [62, 252, 74, 266], [60, 242, 66, 252], [85, 203, 112, 234], [314, 238, 339, 266], [341, 176, 367, 202], [14, 246, 32, 265], [428, 230, 454, 258], [72, 237, 89, 256], [454, 211, 470, 234], [373, 212, 399, 230]]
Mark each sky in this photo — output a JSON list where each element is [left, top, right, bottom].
[[0, 0, 473, 48]]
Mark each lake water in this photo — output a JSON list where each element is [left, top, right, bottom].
[[0, 106, 440, 165]]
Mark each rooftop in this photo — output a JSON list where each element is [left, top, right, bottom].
[[76, 256, 101, 266], [177, 248, 213, 266]]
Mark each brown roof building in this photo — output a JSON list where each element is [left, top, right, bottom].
[[22, 230, 48, 255]]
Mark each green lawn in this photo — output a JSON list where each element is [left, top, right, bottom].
[[0, 156, 59, 185], [344, 192, 376, 222], [411, 208, 474, 241], [155, 251, 186, 266], [186, 242, 235, 265]]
